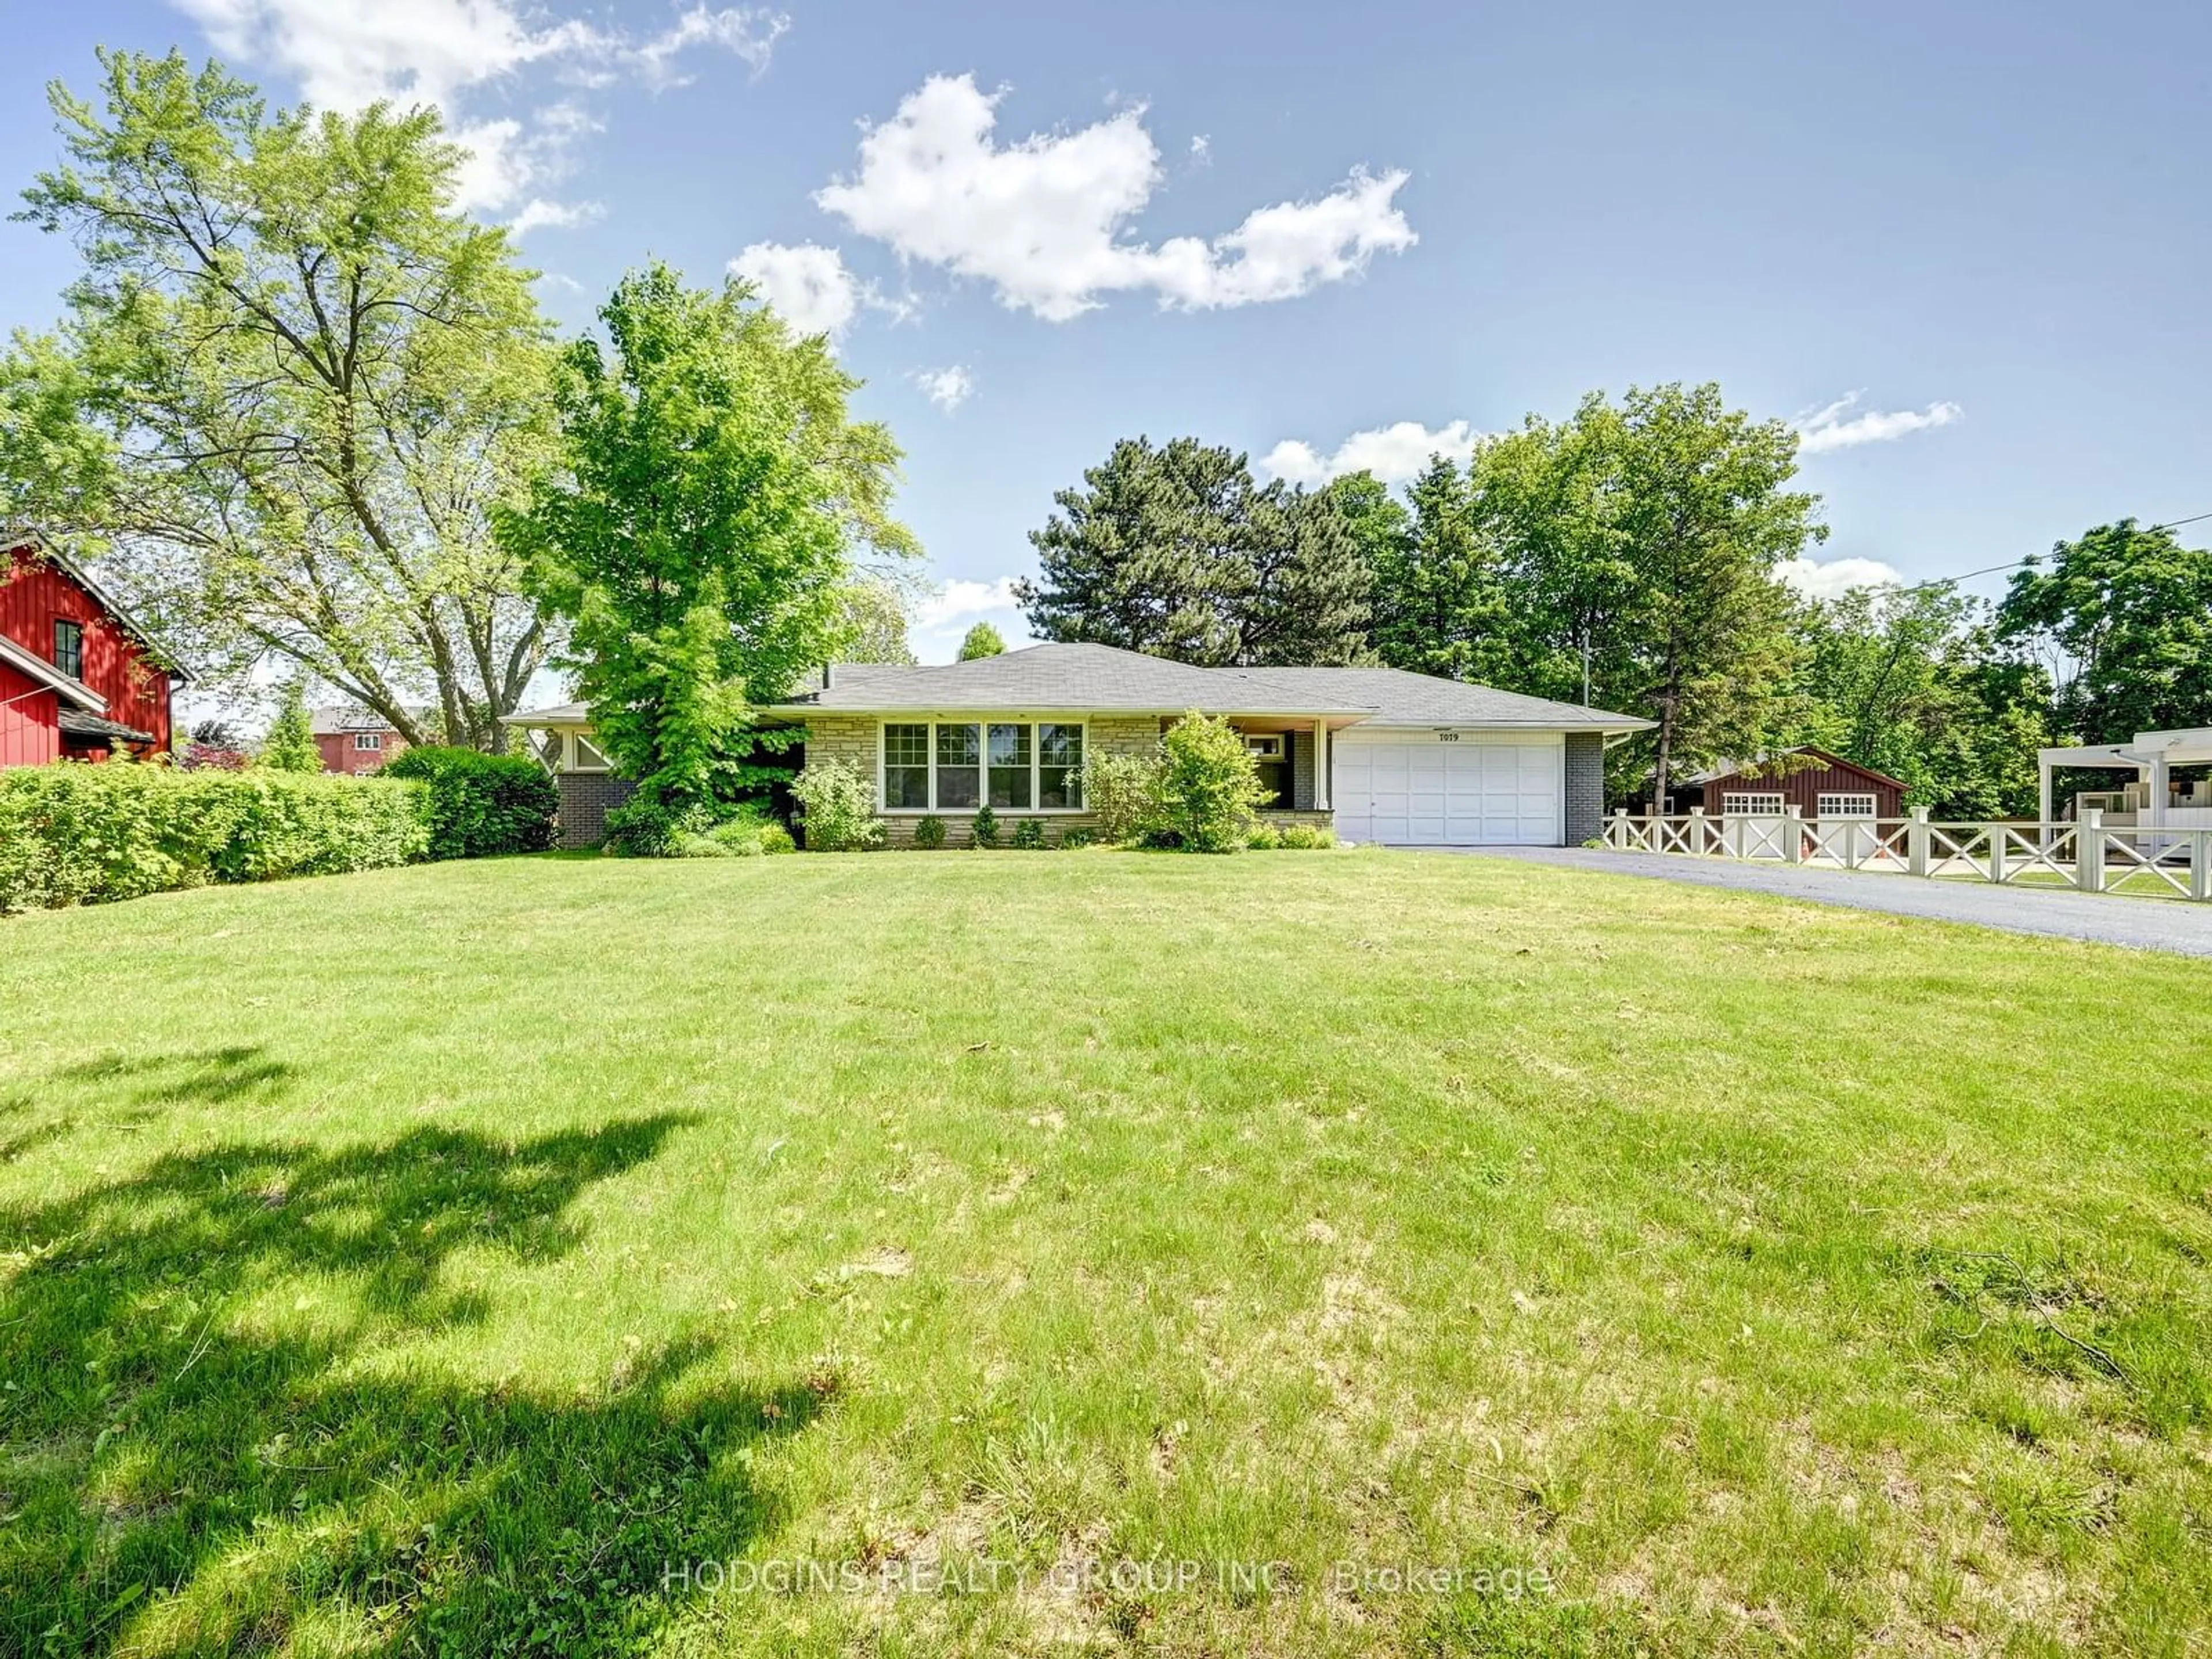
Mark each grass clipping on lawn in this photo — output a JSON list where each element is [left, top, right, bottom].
[[1, 851, 2207, 1657]]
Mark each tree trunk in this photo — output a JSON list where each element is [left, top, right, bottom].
[[1648, 692, 1676, 817]]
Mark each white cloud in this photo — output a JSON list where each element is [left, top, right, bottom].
[[1189, 134, 1211, 164], [1259, 419, 1483, 487], [1779, 555, 1906, 600], [627, 5, 787, 88], [167, 0, 785, 224], [508, 198, 602, 237], [914, 577, 1019, 630], [814, 74, 1415, 322], [1794, 392, 1964, 455], [910, 365, 975, 414], [731, 242, 861, 338]]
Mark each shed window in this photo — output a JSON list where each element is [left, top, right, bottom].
[[353, 732, 383, 752], [1721, 792, 1785, 816], [571, 733, 610, 771], [1817, 792, 1876, 818], [54, 619, 84, 680]]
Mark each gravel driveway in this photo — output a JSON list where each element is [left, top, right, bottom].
[[1426, 846, 2212, 959]]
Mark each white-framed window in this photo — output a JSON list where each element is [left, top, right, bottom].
[[1722, 792, 1786, 816], [570, 732, 610, 772], [881, 720, 1085, 811], [353, 731, 383, 751], [1817, 792, 1876, 818], [1244, 733, 1284, 760]]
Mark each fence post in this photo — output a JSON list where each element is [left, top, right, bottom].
[[1611, 808, 1627, 850], [1906, 809, 1928, 878], [1688, 805, 1707, 855], [1782, 805, 1803, 864], [1987, 821, 2007, 886], [2192, 831, 2211, 903], [2077, 808, 2104, 894]]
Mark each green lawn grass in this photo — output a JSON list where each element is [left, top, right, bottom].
[[3, 851, 2209, 1657]]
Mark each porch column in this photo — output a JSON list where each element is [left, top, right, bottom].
[[1312, 719, 1330, 810], [2037, 757, 2053, 837], [2146, 753, 2169, 831]]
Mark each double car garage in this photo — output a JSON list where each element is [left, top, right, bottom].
[[1329, 729, 1566, 847]]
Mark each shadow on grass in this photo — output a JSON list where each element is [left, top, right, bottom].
[[0, 1066, 817, 1657]]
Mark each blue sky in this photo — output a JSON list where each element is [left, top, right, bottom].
[[4, 0, 2208, 662]]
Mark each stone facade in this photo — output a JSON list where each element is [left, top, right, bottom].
[[1563, 730, 1605, 846], [556, 772, 636, 849]]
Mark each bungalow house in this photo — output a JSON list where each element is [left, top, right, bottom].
[[1, 535, 186, 767], [504, 643, 1651, 849]]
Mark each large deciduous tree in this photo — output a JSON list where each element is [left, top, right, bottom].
[[1476, 385, 1823, 809], [1014, 437, 1374, 665], [1791, 583, 2052, 817], [0, 50, 556, 749], [1995, 520, 2212, 741], [501, 263, 915, 849], [1368, 456, 1521, 686]]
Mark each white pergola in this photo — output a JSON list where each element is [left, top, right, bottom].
[[2039, 726, 2212, 826]]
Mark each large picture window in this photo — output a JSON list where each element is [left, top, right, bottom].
[[934, 723, 981, 808], [988, 723, 1032, 807], [882, 721, 1084, 811], [1039, 724, 1083, 808], [884, 724, 930, 808]]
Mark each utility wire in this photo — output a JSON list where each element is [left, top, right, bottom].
[[1894, 510, 2212, 594]]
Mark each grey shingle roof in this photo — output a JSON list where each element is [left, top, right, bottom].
[[504, 644, 1653, 730], [765, 643, 1374, 715], [1230, 666, 1649, 729]]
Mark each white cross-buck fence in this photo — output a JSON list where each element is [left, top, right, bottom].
[[1604, 806, 2212, 903]]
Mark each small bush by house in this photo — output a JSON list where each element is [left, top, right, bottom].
[[379, 746, 558, 860], [0, 763, 428, 912], [971, 804, 1001, 849], [1077, 751, 1166, 843], [1157, 712, 1271, 853], [1010, 817, 1046, 850], [789, 760, 884, 851], [911, 814, 946, 850]]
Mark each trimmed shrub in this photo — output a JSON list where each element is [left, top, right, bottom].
[[757, 824, 796, 855], [911, 814, 946, 850], [1056, 825, 1095, 850], [1247, 824, 1282, 850], [1010, 817, 1046, 850], [380, 746, 557, 860], [1077, 751, 1165, 843], [673, 832, 734, 858], [1277, 824, 1335, 850], [0, 763, 428, 912], [790, 760, 884, 851], [1158, 711, 1271, 853], [971, 804, 1001, 849]]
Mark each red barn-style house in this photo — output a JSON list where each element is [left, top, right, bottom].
[[1, 535, 185, 767]]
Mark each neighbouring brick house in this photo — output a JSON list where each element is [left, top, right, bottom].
[[310, 705, 427, 775], [1, 534, 187, 768], [503, 643, 1649, 850]]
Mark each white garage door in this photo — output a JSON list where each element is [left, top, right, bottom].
[[1332, 730, 1564, 846]]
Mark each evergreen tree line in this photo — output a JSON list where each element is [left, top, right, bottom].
[[1014, 398, 2212, 816]]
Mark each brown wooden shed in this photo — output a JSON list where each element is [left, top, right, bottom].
[[1688, 747, 1908, 819]]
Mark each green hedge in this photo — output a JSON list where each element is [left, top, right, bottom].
[[0, 764, 429, 913], [378, 746, 558, 860]]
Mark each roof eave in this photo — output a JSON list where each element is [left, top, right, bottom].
[[0, 634, 107, 712]]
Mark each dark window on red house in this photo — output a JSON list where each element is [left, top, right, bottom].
[[54, 619, 84, 680]]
